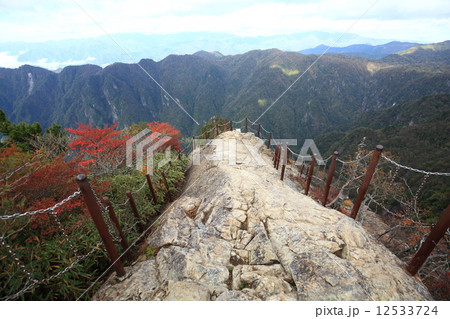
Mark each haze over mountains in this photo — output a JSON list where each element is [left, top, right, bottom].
[[298, 41, 420, 59], [0, 31, 391, 70]]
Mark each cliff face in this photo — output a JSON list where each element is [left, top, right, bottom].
[[94, 131, 432, 301]]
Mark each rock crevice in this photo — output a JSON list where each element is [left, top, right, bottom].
[[94, 131, 432, 301]]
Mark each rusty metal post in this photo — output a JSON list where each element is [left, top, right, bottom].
[[161, 171, 173, 201], [273, 144, 279, 167], [102, 196, 131, 261], [350, 145, 384, 219], [274, 145, 278, 167], [145, 174, 158, 204], [276, 145, 281, 170], [406, 204, 450, 276], [126, 191, 145, 232], [267, 132, 272, 149], [257, 124, 261, 138], [76, 174, 125, 277], [230, 121, 233, 131], [275, 145, 279, 168], [272, 145, 276, 165], [245, 117, 248, 133], [322, 151, 339, 206], [280, 144, 288, 181], [305, 155, 316, 195]]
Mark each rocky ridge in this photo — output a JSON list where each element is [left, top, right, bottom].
[[94, 131, 432, 301]]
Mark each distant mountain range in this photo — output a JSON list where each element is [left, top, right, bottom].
[[1, 40, 449, 213], [0, 40, 448, 135], [298, 41, 420, 59], [0, 31, 391, 70]]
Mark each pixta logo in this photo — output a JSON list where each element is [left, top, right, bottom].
[[126, 129, 172, 175], [192, 137, 324, 167]]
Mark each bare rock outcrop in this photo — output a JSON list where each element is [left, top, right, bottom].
[[94, 131, 432, 301]]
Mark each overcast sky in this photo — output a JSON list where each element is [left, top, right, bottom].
[[0, 0, 449, 43]]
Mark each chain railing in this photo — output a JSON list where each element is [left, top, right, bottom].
[[0, 191, 81, 220], [211, 116, 449, 282], [0, 189, 101, 300], [1, 148, 189, 300]]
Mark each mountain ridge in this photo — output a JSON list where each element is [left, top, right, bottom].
[[299, 41, 420, 59], [0, 31, 391, 70], [1, 41, 449, 141]]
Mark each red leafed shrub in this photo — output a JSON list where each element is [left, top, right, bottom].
[[147, 121, 183, 151], [66, 122, 127, 173], [1, 145, 89, 235]]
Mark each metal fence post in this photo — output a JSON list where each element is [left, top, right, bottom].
[[276, 144, 281, 170], [161, 171, 173, 201], [145, 174, 158, 204], [305, 155, 316, 195], [76, 174, 125, 277], [268, 132, 272, 149], [406, 204, 450, 276], [257, 123, 261, 137], [350, 145, 383, 219], [126, 191, 145, 232], [322, 151, 339, 206], [230, 121, 233, 131], [245, 117, 248, 133], [102, 196, 131, 261], [192, 136, 195, 152], [280, 144, 288, 181], [273, 144, 279, 168]]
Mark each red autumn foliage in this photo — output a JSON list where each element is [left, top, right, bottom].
[[147, 121, 182, 151], [0, 145, 90, 236], [66, 122, 126, 168]]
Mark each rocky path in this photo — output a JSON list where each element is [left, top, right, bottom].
[[94, 131, 432, 301]]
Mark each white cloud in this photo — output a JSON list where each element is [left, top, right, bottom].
[[0, 51, 97, 69], [0, 0, 448, 43]]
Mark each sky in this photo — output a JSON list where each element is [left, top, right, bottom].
[[0, 0, 449, 43]]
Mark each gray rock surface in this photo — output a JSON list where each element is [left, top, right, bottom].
[[94, 131, 432, 301]]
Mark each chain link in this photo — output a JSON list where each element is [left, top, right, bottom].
[[337, 151, 373, 164], [388, 165, 400, 188], [260, 124, 271, 134], [89, 182, 121, 242], [1, 241, 103, 301], [0, 237, 38, 285], [0, 191, 81, 220], [192, 124, 218, 138], [414, 174, 429, 202], [50, 210, 80, 258], [382, 156, 450, 176], [131, 180, 148, 194], [109, 198, 130, 207]]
